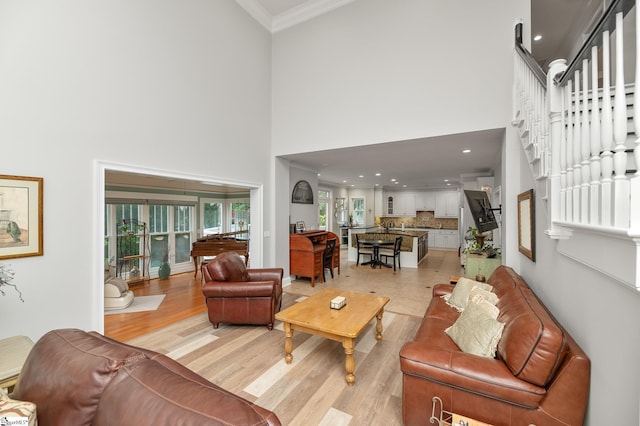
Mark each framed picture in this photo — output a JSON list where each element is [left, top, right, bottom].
[[0, 175, 44, 259], [517, 189, 535, 262], [296, 221, 306, 232], [291, 180, 314, 204]]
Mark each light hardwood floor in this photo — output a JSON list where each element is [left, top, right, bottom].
[[104, 249, 464, 425], [104, 249, 463, 342]]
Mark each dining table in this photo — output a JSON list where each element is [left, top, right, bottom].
[[359, 239, 395, 269]]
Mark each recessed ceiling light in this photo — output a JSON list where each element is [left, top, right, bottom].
[[447, 183, 452, 186], [462, 149, 471, 153], [394, 181, 399, 184], [359, 175, 364, 178], [444, 179, 449, 182], [317, 173, 321, 177], [375, 173, 381, 176], [533, 34, 542, 41], [342, 180, 347, 183], [402, 184, 407, 188], [391, 178, 396, 182]]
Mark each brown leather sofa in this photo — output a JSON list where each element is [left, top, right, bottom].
[[202, 252, 283, 330], [12, 328, 281, 425], [399, 266, 590, 426]]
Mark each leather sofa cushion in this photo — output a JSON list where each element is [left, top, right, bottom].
[[496, 284, 568, 387], [94, 358, 279, 426], [487, 266, 519, 297], [204, 252, 249, 282], [12, 329, 149, 425]]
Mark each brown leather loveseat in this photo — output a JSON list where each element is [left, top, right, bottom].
[[12, 328, 281, 425], [399, 266, 590, 426], [202, 252, 283, 330]]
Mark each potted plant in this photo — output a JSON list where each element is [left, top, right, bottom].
[[0, 264, 23, 302], [158, 246, 171, 280], [466, 226, 487, 247]]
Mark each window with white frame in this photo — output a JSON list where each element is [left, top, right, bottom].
[[352, 197, 365, 225]]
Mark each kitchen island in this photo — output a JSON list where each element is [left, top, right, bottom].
[[347, 226, 428, 268]]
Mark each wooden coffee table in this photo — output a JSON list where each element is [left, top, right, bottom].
[[275, 288, 390, 385]]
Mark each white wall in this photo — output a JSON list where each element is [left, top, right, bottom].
[[0, 0, 272, 341], [271, 0, 527, 156], [507, 137, 640, 424]]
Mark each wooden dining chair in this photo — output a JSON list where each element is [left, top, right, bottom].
[[322, 238, 337, 282], [355, 234, 373, 266], [380, 236, 403, 271]]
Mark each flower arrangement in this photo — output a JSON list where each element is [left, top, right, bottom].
[[0, 264, 24, 302]]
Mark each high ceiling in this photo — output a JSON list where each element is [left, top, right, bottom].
[[237, 0, 597, 191], [108, 1, 600, 193]]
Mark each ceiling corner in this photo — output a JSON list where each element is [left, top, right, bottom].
[[234, 0, 273, 32]]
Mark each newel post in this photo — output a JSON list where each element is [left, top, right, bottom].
[[546, 59, 571, 239]]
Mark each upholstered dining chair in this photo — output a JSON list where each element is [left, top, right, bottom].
[[355, 234, 373, 266], [201, 252, 283, 330], [322, 238, 337, 282], [380, 236, 402, 271]]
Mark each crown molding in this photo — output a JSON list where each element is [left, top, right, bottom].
[[235, 0, 357, 33], [272, 0, 357, 33], [234, 0, 273, 31]]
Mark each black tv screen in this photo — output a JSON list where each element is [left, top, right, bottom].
[[464, 190, 499, 233]]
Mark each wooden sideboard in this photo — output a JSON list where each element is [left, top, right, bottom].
[[289, 230, 340, 286]]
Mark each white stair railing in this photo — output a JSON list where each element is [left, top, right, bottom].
[[513, 0, 640, 291]]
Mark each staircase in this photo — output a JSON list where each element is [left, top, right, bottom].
[[512, 0, 640, 291]]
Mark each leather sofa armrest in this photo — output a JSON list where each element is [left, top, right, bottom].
[[432, 283, 454, 297], [202, 281, 275, 298], [247, 269, 283, 285], [400, 341, 545, 407]]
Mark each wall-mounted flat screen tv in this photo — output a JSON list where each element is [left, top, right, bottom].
[[464, 190, 499, 233]]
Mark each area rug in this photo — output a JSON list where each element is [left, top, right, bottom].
[[104, 294, 166, 315]]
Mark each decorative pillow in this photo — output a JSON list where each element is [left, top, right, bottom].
[[0, 391, 37, 426], [445, 299, 505, 358], [467, 286, 499, 306], [444, 277, 492, 311]]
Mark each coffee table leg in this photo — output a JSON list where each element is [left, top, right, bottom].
[[342, 338, 356, 386], [283, 322, 293, 364], [376, 309, 384, 341]]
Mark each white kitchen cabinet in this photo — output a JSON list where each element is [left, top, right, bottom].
[[432, 229, 459, 249], [435, 191, 459, 218], [384, 192, 416, 216], [427, 231, 435, 248], [374, 187, 384, 217], [415, 192, 436, 211]]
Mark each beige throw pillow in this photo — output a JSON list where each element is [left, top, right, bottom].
[[445, 299, 505, 358], [467, 286, 499, 306], [444, 277, 492, 311]]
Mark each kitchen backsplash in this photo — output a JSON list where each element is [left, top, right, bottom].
[[377, 211, 458, 229]]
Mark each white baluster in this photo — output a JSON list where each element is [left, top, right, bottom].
[[560, 82, 568, 221], [581, 59, 591, 223], [590, 46, 601, 225], [548, 59, 568, 229], [601, 30, 614, 227], [566, 78, 574, 222], [612, 12, 630, 228], [573, 71, 582, 222]]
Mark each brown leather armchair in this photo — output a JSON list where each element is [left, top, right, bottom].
[[201, 252, 283, 330]]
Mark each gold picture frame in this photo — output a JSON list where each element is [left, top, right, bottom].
[[0, 175, 44, 259], [517, 189, 535, 261]]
